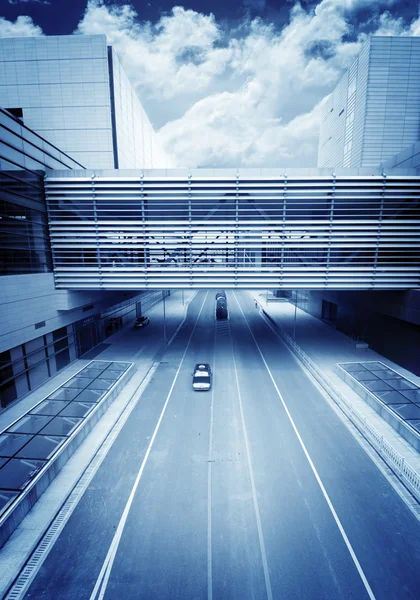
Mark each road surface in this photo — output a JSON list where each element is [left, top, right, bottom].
[[12, 290, 420, 600]]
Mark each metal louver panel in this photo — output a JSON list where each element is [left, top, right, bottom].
[[45, 171, 420, 290]]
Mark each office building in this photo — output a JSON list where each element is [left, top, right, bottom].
[[0, 34, 172, 169], [318, 36, 420, 169], [0, 107, 165, 408], [381, 139, 420, 173], [313, 37, 420, 374]]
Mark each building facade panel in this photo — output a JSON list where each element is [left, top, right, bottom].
[[0, 107, 162, 408], [0, 35, 115, 169], [109, 48, 173, 169], [381, 140, 420, 173], [0, 35, 173, 171], [318, 36, 420, 169]]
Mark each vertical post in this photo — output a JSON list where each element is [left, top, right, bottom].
[[182, 289, 184, 306], [293, 289, 297, 340], [163, 290, 167, 343]]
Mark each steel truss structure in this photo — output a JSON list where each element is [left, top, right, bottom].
[[46, 170, 420, 289]]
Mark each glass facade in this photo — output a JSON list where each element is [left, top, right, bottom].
[[318, 36, 420, 168], [0, 359, 132, 523], [0, 35, 173, 170], [0, 324, 77, 408], [0, 107, 84, 275]]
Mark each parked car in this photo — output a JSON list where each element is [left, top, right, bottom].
[[134, 316, 150, 328], [192, 363, 212, 391]]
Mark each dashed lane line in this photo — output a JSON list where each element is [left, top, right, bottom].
[[4, 290, 199, 600], [233, 291, 376, 600], [89, 292, 209, 600], [228, 301, 274, 600], [206, 322, 217, 600]]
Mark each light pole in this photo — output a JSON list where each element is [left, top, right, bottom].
[[292, 289, 297, 341], [163, 290, 167, 343]]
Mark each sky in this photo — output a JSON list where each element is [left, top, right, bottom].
[[1, 0, 420, 168]]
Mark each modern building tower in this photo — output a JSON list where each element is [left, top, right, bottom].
[[318, 36, 420, 169], [0, 107, 166, 408], [0, 34, 172, 169]]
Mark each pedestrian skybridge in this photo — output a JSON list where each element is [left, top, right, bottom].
[[46, 168, 420, 290]]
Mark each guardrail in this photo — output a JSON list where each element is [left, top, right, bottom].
[[261, 307, 420, 504], [0, 362, 135, 549], [336, 366, 420, 452]]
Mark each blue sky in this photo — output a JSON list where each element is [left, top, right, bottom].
[[1, 0, 420, 167], [3, 2, 320, 36]]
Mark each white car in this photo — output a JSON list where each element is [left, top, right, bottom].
[[192, 363, 212, 391]]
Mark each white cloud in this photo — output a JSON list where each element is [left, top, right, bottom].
[[76, 2, 230, 102], [368, 11, 408, 36], [159, 91, 328, 168], [410, 15, 420, 36], [1, 0, 418, 167], [0, 15, 43, 37]]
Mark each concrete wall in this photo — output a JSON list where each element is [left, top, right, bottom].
[[303, 290, 420, 376], [0, 273, 144, 352]]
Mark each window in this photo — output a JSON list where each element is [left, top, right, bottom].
[[6, 107, 23, 121], [0, 350, 17, 407], [347, 79, 357, 98], [345, 112, 355, 128]]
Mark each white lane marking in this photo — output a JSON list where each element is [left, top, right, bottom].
[[233, 292, 376, 600], [89, 292, 209, 600], [133, 347, 145, 360], [258, 309, 420, 523], [4, 292, 196, 600], [207, 324, 216, 600], [167, 290, 199, 347], [228, 306, 273, 600], [4, 362, 159, 600]]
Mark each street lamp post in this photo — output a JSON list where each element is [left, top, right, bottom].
[[163, 290, 167, 343], [293, 289, 297, 340]]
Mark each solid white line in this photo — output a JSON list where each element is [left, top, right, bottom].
[[229, 314, 273, 600], [207, 325, 216, 600], [89, 292, 209, 600], [4, 361, 159, 600], [233, 292, 376, 600]]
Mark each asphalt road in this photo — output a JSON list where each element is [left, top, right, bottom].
[[14, 290, 420, 600]]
